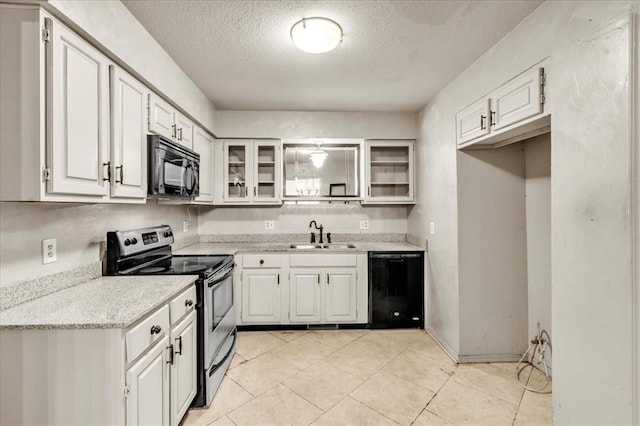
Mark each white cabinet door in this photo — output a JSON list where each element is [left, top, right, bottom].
[[174, 111, 195, 149], [241, 270, 280, 322], [48, 19, 110, 196], [223, 140, 252, 203], [253, 141, 280, 203], [290, 269, 321, 323], [126, 336, 170, 426], [149, 93, 176, 140], [110, 65, 147, 199], [170, 311, 197, 426], [194, 128, 214, 203], [364, 140, 414, 204], [492, 67, 543, 131], [456, 97, 490, 145], [325, 268, 357, 322]]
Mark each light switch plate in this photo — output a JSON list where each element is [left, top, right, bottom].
[[264, 221, 275, 230], [430, 222, 436, 235], [42, 238, 57, 264], [360, 220, 369, 230]]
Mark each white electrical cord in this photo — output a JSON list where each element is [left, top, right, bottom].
[[516, 330, 552, 393]]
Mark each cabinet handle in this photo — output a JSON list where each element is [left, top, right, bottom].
[[259, 259, 264, 265], [480, 115, 486, 130], [102, 161, 111, 182], [490, 111, 496, 127], [277, 274, 280, 285], [178, 127, 183, 141], [327, 275, 329, 285], [171, 124, 177, 139], [150, 325, 162, 335], [245, 187, 248, 196], [367, 186, 371, 196], [167, 344, 174, 365], [115, 165, 123, 184], [185, 299, 193, 307], [317, 274, 320, 284], [175, 336, 183, 355], [254, 187, 257, 196]]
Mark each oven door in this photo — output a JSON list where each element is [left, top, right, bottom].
[[203, 262, 235, 367]]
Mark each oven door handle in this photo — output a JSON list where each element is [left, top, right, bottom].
[[208, 330, 236, 377], [207, 265, 235, 288]]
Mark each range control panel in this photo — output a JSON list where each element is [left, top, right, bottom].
[[108, 225, 174, 258]]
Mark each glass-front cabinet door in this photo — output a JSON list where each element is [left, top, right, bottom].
[[223, 141, 250, 202], [364, 140, 415, 204], [222, 140, 281, 204]]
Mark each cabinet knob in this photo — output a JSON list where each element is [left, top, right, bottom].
[[185, 299, 193, 307], [150, 325, 162, 335], [259, 259, 264, 265]]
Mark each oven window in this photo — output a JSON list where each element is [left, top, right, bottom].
[[164, 161, 184, 187], [212, 274, 233, 328]]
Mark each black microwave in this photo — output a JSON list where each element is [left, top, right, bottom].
[[148, 135, 200, 198]]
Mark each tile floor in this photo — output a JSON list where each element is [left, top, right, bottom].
[[182, 329, 552, 426]]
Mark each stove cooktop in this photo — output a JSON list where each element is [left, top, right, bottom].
[[133, 255, 232, 276]]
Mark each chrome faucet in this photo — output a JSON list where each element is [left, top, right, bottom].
[[309, 220, 324, 244]]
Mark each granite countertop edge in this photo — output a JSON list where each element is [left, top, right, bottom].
[[0, 275, 197, 331], [175, 241, 425, 255]]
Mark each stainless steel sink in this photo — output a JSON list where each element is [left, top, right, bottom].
[[331, 244, 357, 249], [289, 243, 357, 250]]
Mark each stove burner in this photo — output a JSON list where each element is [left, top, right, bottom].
[[138, 266, 171, 274]]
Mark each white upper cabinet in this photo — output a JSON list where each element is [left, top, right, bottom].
[[47, 18, 110, 197], [110, 65, 148, 199], [364, 140, 415, 204], [193, 127, 214, 203], [221, 140, 281, 204], [149, 94, 195, 150], [456, 65, 547, 148]]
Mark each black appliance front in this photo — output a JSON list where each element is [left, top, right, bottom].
[[148, 135, 200, 198], [368, 252, 424, 328]]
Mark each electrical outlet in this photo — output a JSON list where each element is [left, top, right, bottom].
[[430, 222, 436, 235], [264, 221, 275, 230], [42, 238, 57, 264], [359, 220, 369, 230], [183, 220, 190, 233]]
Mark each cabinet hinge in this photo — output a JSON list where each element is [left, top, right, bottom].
[[42, 167, 51, 181], [540, 94, 546, 105], [41, 27, 50, 43], [123, 385, 130, 398], [539, 68, 546, 86]]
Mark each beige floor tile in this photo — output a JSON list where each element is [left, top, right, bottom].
[[235, 331, 286, 360], [268, 329, 309, 342], [180, 408, 206, 426], [207, 416, 235, 426], [306, 329, 367, 349], [427, 380, 518, 425], [226, 352, 300, 396], [407, 334, 456, 365], [526, 365, 552, 393], [452, 363, 525, 405], [325, 340, 394, 380], [228, 352, 246, 370], [412, 409, 451, 425], [186, 377, 253, 425], [312, 396, 397, 426], [514, 390, 553, 426], [283, 360, 363, 411], [358, 329, 424, 357], [350, 370, 434, 426], [383, 349, 452, 393], [227, 385, 322, 426], [270, 334, 337, 369], [491, 362, 519, 372]]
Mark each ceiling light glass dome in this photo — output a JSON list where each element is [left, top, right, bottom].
[[290, 17, 343, 54]]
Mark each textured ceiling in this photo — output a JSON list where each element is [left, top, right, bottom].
[[122, 0, 543, 112]]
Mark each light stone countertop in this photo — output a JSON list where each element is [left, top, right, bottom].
[[0, 275, 197, 330], [174, 241, 424, 256]]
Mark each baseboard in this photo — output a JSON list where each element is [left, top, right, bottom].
[[425, 326, 459, 363], [457, 353, 523, 363]]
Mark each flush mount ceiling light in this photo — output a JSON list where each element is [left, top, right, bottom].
[[290, 17, 343, 54], [309, 145, 329, 168]]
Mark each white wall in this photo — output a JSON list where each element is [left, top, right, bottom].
[[410, 1, 638, 423], [45, 0, 218, 134], [216, 110, 418, 139], [0, 202, 198, 287], [524, 134, 551, 370], [199, 204, 407, 236]]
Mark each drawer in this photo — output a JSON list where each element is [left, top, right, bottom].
[[170, 285, 196, 325], [289, 253, 357, 268], [126, 304, 170, 363], [242, 254, 282, 268]]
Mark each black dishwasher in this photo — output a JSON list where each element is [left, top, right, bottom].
[[369, 252, 424, 328]]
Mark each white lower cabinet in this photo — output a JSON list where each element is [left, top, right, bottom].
[[126, 336, 171, 426], [170, 311, 197, 426], [237, 253, 367, 326]]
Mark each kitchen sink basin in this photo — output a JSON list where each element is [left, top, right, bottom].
[[289, 243, 357, 250]]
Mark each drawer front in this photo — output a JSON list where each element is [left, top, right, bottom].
[[126, 304, 170, 363], [289, 254, 357, 268], [242, 254, 282, 268], [170, 285, 197, 325]]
